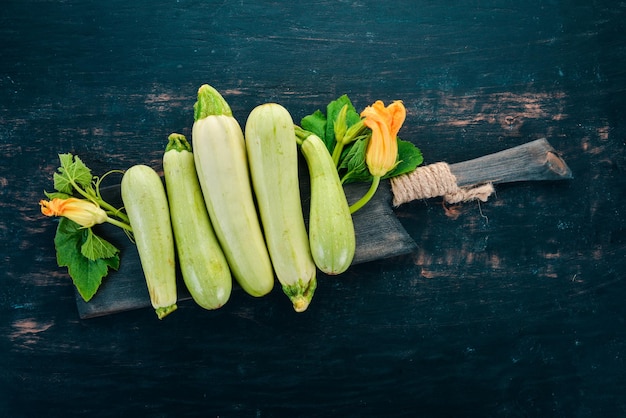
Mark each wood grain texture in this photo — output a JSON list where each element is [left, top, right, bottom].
[[449, 138, 573, 186], [2, 0, 626, 416]]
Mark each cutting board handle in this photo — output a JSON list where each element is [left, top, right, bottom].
[[391, 138, 572, 206]]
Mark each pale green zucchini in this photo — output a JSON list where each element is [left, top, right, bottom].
[[121, 164, 177, 319], [163, 133, 232, 310], [245, 103, 317, 312], [191, 84, 274, 297], [300, 134, 356, 275]]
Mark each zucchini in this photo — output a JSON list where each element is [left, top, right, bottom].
[[191, 84, 274, 297], [163, 133, 232, 310], [300, 134, 356, 275], [121, 164, 177, 319], [245, 103, 317, 312]]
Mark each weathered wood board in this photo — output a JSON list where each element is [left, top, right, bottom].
[[75, 139, 571, 318], [75, 178, 416, 318]]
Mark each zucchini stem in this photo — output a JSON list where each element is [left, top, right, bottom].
[[194, 84, 232, 120], [67, 175, 131, 226], [155, 304, 177, 320], [331, 142, 345, 167], [166, 133, 192, 153], [293, 125, 309, 146], [282, 277, 317, 313], [105, 216, 133, 232], [349, 175, 381, 214], [94, 170, 131, 224]]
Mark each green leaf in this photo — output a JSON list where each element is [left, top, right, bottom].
[[383, 139, 424, 179], [53, 153, 93, 194], [345, 105, 362, 127], [300, 95, 423, 185], [44, 190, 72, 200], [81, 229, 119, 260], [58, 153, 74, 172], [339, 138, 424, 183], [54, 218, 119, 302], [53, 172, 73, 195], [300, 110, 327, 141], [339, 139, 372, 184], [325, 95, 360, 152], [300, 95, 363, 155]]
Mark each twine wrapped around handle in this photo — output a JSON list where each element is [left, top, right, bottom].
[[389, 138, 574, 207], [390, 162, 495, 207]]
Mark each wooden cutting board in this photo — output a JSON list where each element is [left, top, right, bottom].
[[75, 138, 572, 318]]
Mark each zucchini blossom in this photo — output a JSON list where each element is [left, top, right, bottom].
[[361, 100, 406, 177], [40, 197, 108, 228], [349, 100, 406, 214]]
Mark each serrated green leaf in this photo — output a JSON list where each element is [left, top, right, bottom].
[[68, 155, 93, 187], [58, 153, 74, 170], [54, 153, 93, 193], [301, 110, 327, 141], [54, 217, 119, 302], [338, 138, 365, 171], [340, 139, 372, 184], [54, 153, 76, 193], [81, 229, 119, 260], [53, 171, 73, 194]]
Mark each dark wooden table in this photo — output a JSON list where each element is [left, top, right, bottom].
[[2, 1, 625, 416]]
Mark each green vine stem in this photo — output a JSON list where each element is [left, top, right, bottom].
[[348, 175, 381, 214]]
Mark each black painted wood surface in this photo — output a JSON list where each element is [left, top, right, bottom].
[[2, 1, 625, 417]]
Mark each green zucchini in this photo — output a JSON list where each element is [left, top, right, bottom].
[[121, 164, 177, 319], [300, 133, 356, 275], [245, 103, 317, 312], [191, 84, 274, 297], [163, 133, 232, 310]]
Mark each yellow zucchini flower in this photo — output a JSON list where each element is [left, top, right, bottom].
[[40, 197, 108, 228], [361, 100, 406, 177]]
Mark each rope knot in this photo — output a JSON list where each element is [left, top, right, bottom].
[[390, 162, 494, 206]]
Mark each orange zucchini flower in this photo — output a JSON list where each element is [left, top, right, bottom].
[[40, 197, 108, 228], [361, 100, 406, 177]]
